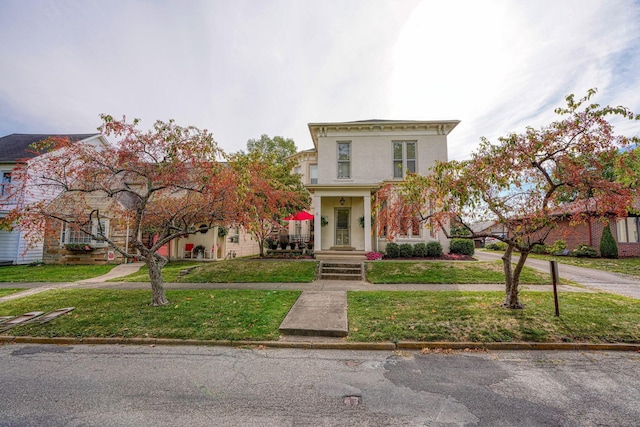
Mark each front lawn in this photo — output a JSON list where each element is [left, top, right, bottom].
[[0, 288, 300, 341], [117, 259, 318, 283], [366, 260, 551, 284], [348, 291, 640, 343], [0, 264, 117, 282]]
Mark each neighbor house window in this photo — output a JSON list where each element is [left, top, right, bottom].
[[337, 142, 351, 179], [309, 164, 318, 184], [1, 172, 11, 196], [616, 217, 639, 243], [393, 141, 416, 178], [61, 219, 109, 246]]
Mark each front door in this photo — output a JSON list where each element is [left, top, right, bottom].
[[335, 208, 350, 246]]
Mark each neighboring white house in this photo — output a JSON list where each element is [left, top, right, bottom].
[[288, 119, 459, 259], [0, 133, 109, 265]]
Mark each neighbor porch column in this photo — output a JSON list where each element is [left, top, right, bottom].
[[364, 194, 372, 252], [314, 194, 322, 252]]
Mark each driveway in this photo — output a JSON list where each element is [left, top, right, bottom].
[[475, 250, 640, 299]]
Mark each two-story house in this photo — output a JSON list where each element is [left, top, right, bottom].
[[0, 133, 108, 264], [289, 119, 459, 259]]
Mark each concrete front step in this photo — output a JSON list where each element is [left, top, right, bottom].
[[314, 251, 366, 261], [318, 261, 364, 281], [279, 291, 348, 337]]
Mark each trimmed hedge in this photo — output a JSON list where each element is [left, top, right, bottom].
[[450, 238, 474, 256], [399, 243, 414, 258], [385, 242, 400, 258], [413, 243, 427, 257], [426, 241, 443, 257]]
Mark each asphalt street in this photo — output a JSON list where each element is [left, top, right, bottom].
[[1, 344, 639, 426]]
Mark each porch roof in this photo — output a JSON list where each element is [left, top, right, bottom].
[[305, 183, 381, 193]]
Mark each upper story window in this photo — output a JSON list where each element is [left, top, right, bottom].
[[337, 142, 351, 179], [393, 141, 416, 178], [309, 164, 318, 184], [1, 172, 11, 197]]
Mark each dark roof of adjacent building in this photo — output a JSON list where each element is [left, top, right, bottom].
[[0, 133, 99, 162]]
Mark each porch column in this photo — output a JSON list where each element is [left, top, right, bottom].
[[364, 194, 372, 252], [314, 194, 322, 252]]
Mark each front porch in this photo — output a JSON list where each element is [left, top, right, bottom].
[[309, 184, 377, 260]]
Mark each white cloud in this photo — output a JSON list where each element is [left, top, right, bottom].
[[0, 0, 638, 158]]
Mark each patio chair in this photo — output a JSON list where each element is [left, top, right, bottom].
[[184, 243, 194, 258]]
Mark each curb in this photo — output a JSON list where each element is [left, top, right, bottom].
[[1, 335, 639, 352]]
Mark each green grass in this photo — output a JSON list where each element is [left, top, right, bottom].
[[0, 264, 117, 282], [118, 260, 318, 283], [0, 288, 25, 297], [529, 254, 640, 278], [366, 260, 551, 284], [348, 291, 640, 343], [1, 288, 300, 341]]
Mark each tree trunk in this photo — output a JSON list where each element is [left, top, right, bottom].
[[501, 245, 525, 309], [258, 237, 265, 257], [146, 255, 169, 306]]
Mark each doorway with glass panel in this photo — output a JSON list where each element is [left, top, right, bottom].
[[335, 207, 350, 247]]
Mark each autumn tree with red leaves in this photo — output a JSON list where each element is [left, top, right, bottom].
[[3, 115, 246, 306], [228, 150, 309, 257], [376, 90, 639, 309]]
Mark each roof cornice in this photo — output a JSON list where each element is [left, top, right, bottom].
[[307, 120, 460, 148]]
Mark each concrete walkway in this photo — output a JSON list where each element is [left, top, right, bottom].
[[475, 250, 640, 299], [0, 262, 145, 303]]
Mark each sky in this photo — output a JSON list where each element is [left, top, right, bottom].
[[1, 0, 639, 160]]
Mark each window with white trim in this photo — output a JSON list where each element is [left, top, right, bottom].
[[309, 164, 318, 184], [337, 142, 351, 179], [393, 141, 416, 178], [399, 216, 422, 239], [1, 172, 11, 196], [616, 217, 639, 243], [61, 219, 109, 246]]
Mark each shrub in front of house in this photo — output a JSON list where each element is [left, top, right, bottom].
[[572, 244, 598, 258], [384, 242, 400, 258], [426, 241, 443, 257], [485, 241, 507, 251], [546, 239, 567, 255], [449, 238, 474, 256], [531, 243, 548, 254], [599, 223, 618, 259], [399, 243, 414, 258], [413, 242, 427, 257]]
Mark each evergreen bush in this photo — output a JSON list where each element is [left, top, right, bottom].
[[572, 244, 598, 258], [385, 242, 400, 258], [599, 223, 618, 259], [399, 243, 414, 258], [485, 241, 507, 251], [546, 239, 567, 255], [426, 241, 443, 257], [449, 238, 474, 256], [531, 243, 548, 254], [413, 242, 428, 257]]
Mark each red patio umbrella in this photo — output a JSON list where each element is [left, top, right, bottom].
[[284, 211, 314, 221]]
